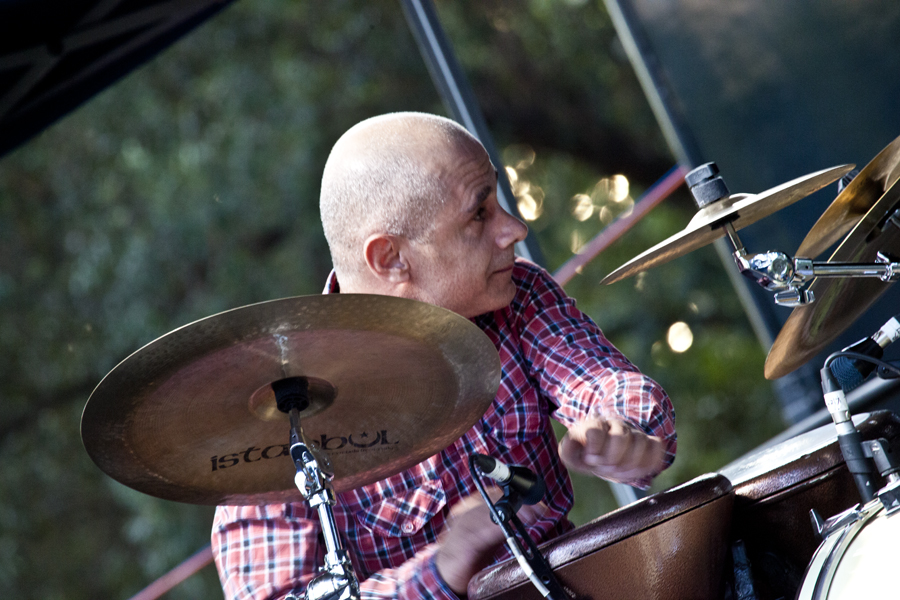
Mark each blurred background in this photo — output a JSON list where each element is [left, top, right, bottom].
[[1, 0, 897, 597]]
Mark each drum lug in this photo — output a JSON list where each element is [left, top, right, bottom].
[[875, 479, 900, 516], [810, 504, 863, 540]]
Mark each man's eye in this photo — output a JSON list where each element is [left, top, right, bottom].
[[474, 207, 487, 221]]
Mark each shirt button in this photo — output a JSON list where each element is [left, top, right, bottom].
[[401, 521, 415, 533]]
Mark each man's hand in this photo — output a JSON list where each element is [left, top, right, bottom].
[[558, 417, 666, 484], [435, 490, 545, 595]]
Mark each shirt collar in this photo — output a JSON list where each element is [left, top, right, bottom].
[[323, 269, 340, 294]]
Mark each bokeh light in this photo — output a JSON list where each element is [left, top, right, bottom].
[[666, 321, 694, 353], [571, 193, 593, 221], [508, 165, 543, 221], [570, 229, 585, 254]]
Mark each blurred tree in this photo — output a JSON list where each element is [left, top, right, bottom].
[[0, 0, 783, 597]]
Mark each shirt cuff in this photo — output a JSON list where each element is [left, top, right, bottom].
[[422, 552, 464, 600]]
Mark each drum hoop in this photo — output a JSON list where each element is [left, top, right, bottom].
[[811, 501, 884, 599]]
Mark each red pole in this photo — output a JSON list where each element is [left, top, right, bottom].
[[553, 165, 687, 286], [127, 544, 214, 600]]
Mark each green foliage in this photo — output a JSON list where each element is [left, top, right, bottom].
[[0, 0, 784, 596]]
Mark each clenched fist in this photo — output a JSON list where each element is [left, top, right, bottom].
[[558, 417, 666, 484]]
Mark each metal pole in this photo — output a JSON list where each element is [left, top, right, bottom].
[[398, 0, 544, 265]]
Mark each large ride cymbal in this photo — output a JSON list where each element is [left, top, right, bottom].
[[600, 165, 853, 285], [796, 134, 900, 259], [765, 179, 900, 380], [82, 294, 500, 506]]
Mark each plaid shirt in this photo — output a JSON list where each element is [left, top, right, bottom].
[[213, 259, 676, 600]]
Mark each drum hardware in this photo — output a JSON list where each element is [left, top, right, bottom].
[[683, 161, 900, 309], [599, 163, 854, 286], [818, 333, 900, 503], [470, 454, 570, 600], [798, 441, 900, 600], [275, 377, 360, 600], [791, 351, 900, 599], [765, 157, 900, 378]]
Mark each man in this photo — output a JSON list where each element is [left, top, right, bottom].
[[213, 112, 676, 599]]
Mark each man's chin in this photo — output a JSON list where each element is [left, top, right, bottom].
[[476, 284, 516, 317]]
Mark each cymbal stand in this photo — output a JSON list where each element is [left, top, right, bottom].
[[719, 210, 900, 307], [275, 378, 360, 600]]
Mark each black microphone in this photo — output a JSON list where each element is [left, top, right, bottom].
[[472, 454, 546, 506], [830, 312, 900, 390]]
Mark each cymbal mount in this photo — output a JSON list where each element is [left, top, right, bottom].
[[276, 381, 361, 600], [728, 210, 900, 307]]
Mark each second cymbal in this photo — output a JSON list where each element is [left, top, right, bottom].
[[796, 134, 900, 259], [601, 165, 853, 285], [765, 178, 900, 379]]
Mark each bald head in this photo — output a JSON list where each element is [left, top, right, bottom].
[[319, 112, 481, 284]]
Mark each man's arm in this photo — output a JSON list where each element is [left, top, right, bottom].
[[516, 263, 676, 487]]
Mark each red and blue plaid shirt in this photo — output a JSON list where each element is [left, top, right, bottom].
[[213, 259, 676, 600]]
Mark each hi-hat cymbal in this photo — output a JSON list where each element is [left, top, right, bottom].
[[82, 294, 500, 506], [600, 165, 853, 285], [796, 134, 900, 259], [765, 179, 900, 380]]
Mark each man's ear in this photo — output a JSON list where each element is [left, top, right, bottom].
[[363, 234, 409, 283]]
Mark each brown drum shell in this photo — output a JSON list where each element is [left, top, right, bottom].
[[467, 473, 734, 600], [719, 410, 900, 600]]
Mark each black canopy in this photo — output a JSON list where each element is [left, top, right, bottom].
[[0, 0, 233, 158]]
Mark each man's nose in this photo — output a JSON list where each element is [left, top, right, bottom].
[[497, 208, 529, 249]]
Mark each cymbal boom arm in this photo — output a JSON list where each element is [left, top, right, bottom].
[[724, 221, 900, 308]]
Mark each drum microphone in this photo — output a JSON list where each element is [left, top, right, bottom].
[[830, 312, 900, 390], [471, 454, 546, 506]]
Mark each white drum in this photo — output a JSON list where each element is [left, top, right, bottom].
[[797, 498, 900, 599]]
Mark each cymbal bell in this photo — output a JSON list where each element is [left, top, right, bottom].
[[765, 178, 900, 379], [82, 294, 500, 505], [796, 134, 900, 259], [600, 165, 853, 285]]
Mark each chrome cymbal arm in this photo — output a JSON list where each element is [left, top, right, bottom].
[[724, 221, 817, 307], [724, 221, 900, 307]]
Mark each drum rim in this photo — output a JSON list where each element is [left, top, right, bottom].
[[800, 500, 884, 600]]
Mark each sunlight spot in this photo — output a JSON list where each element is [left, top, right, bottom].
[[592, 174, 631, 206], [634, 271, 646, 292], [503, 144, 536, 170], [572, 194, 593, 221], [570, 229, 585, 254], [599, 205, 613, 224], [517, 193, 542, 221], [609, 174, 630, 203], [667, 322, 694, 353], [505, 166, 518, 186]]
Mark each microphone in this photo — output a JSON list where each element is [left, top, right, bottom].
[[471, 454, 546, 506], [830, 312, 900, 390]]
